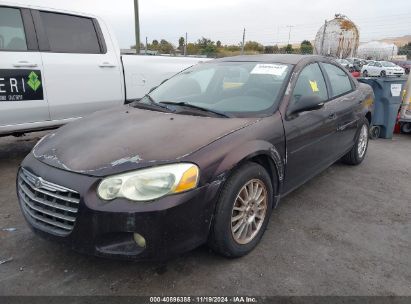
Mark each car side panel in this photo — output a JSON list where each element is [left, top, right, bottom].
[[184, 113, 287, 197]]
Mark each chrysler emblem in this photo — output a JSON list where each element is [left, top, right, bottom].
[[34, 177, 44, 189]]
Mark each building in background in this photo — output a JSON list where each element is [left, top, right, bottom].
[[357, 41, 398, 60]]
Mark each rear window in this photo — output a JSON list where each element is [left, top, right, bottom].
[[40, 12, 101, 54], [0, 7, 27, 51]]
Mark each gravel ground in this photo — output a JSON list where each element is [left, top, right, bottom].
[[0, 131, 410, 296]]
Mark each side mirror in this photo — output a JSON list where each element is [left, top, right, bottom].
[[289, 95, 324, 115]]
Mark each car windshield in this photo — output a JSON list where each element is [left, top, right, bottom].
[[140, 61, 291, 117], [381, 62, 396, 67]]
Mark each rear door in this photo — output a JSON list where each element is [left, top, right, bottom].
[[320, 62, 359, 154], [32, 10, 123, 120], [282, 62, 337, 193], [0, 6, 49, 127]]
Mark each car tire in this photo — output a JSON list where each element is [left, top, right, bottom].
[[380, 70, 386, 77], [401, 122, 411, 134], [208, 162, 274, 258], [342, 120, 370, 166], [362, 70, 368, 77], [369, 125, 380, 139]]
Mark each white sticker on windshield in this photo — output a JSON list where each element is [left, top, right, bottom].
[[251, 64, 288, 76]]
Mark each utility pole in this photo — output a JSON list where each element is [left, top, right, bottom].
[[286, 25, 294, 45], [241, 28, 246, 55], [276, 25, 280, 46], [184, 32, 187, 56], [320, 20, 327, 56], [134, 0, 140, 54], [145, 36, 148, 54]]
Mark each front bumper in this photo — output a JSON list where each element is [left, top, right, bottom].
[[386, 70, 404, 76], [17, 154, 222, 260]]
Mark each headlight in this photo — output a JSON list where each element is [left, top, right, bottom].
[[97, 163, 199, 202]]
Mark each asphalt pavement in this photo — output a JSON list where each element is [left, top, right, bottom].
[[0, 131, 410, 296]]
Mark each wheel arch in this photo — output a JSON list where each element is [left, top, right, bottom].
[[365, 111, 372, 125], [215, 141, 284, 208]]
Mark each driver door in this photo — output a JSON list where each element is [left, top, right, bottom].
[[282, 62, 337, 193]]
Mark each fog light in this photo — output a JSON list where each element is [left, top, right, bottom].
[[133, 233, 146, 248]]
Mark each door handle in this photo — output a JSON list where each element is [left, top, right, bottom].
[[99, 62, 117, 68], [13, 61, 38, 68], [328, 113, 337, 120]]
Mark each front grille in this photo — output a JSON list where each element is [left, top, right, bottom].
[[17, 168, 80, 236]]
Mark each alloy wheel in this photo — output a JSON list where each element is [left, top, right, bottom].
[[231, 179, 268, 245], [357, 124, 368, 158]]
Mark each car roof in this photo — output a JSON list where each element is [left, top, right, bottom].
[[213, 54, 325, 65]]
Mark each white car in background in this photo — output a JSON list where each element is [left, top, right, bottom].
[[335, 59, 354, 70], [361, 61, 405, 77]]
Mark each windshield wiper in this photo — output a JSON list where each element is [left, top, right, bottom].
[[131, 94, 173, 112], [159, 101, 231, 118]]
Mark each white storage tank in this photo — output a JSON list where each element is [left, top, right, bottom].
[[314, 14, 360, 59], [357, 41, 398, 60]]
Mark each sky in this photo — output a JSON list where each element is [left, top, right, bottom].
[[10, 0, 411, 48]]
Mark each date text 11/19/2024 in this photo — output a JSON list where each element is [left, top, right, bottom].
[[149, 296, 258, 303]]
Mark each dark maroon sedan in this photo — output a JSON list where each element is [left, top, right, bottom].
[[17, 55, 374, 260]]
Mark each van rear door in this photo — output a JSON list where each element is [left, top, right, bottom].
[[0, 6, 49, 128]]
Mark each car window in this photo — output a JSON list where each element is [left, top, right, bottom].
[[40, 12, 101, 53], [375, 62, 382, 67], [321, 63, 353, 97], [292, 63, 328, 104], [0, 7, 28, 51], [368, 62, 374, 67], [382, 62, 395, 67]]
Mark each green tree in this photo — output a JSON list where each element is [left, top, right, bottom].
[[187, 43, 199, 55], [285, 44, 293, 54], [178, 37, 185, 51], [244, 41, 264, 53], [216, 40, 222, 48], [264, 45, 279, 54], [159, 39, 174, 54], [300, 40, 313, 54], [226, 44, 241, 52], [197, 37, 217, 57], [398, 42, 411, 59]]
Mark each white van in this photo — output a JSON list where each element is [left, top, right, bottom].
[[0, 1, 208, 136]]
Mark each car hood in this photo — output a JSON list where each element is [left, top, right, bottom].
[[32, 107, 259, 176]]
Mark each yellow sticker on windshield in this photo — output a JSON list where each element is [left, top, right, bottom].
[[309, 80, 319, 92]]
